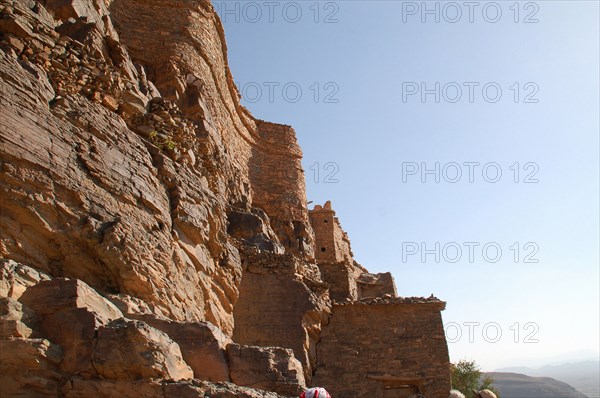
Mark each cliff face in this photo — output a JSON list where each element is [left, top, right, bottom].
[[0, 0, 314, 335], [0, 1, 450, 397]]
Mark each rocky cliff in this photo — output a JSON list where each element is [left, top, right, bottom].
[[0, 1, 450, 397]]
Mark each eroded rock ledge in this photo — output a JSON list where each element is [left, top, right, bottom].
[[0, 1, 450, 397]]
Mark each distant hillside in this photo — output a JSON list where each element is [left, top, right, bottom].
[[486, 372, 589, 398], [496, 360, 600, 398]]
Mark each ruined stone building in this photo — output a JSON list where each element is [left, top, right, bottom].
[[0, 0, 450, 397], [308, 202, 450, 398]]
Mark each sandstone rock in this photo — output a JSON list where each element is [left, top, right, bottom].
[[63, 378, 291, 398], [19, 278, 123, 374], [165, 380, 293, 398], [105, 36, 140, 82], [137, 316, 232, 382], [0, 337, 63, 396], [0, 0, 451, 395], [120, 89, 147, 117], [0, 259, 52, 300], [0, 15, 35, 38], [105, 293, 158, 318], [92, 318, 193, 381], [0, 296, 38, 338], [0, 337, 63, 371], [19, 278, 122, 318], [233, 263, 330, 383], [227, 208, 284, 253], [63, 378, 163, 398], [44, 0, 118, 39], [101, 94, 119, 111], [227, 343, 306, 396], [1, 1, 239, 329]]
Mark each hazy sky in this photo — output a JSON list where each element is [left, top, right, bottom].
[[214, 0, 600, 370]]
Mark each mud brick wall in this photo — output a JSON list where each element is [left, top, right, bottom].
[[313, 301, 450, 398]]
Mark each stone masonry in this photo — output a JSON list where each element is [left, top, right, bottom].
[[0, 0, 451, 396], [314, 298, 451, 398]]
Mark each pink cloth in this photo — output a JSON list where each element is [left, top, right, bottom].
[[300, 387, 331, 398]]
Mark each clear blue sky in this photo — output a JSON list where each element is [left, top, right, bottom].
[[214, 1, 600, 370]]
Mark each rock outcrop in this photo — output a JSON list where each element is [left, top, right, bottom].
[[0, 0, 450, 397], [227, 343, 306, 396]]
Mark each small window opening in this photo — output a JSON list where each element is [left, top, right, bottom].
[[321, 247, 326, 252]]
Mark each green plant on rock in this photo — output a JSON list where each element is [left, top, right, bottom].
[[164, 138, 176, 150], [148, 130, 177, 151]]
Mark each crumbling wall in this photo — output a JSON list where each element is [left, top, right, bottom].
[[309, 202, 398, 303], [313, 298, 451, 398], [309, 201, 353, 263], [358, 272, 398, 299], [316, 262, 363, 302], [249, 121, 315, 258]]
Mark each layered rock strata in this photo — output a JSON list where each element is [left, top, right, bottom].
[[0, 0, 450, 396]]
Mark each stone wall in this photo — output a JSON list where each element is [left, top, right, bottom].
[[313, 298, 451, 398], [309, 202, 398, 303], [232, 248, 329, 383], [110, 1, 315, 261], [250, 121, 314, 258], [316, 262, 363, 302], [358, 272, 398, 299], [0, 0, 452, 395], [309, 201, 353, 263], [227, 343, 306, 396]]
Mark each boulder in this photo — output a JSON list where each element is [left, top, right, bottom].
[[19, 278, 122, 318], [62, 378, 291, 398], [0, 259, 51, 300], [92, 318, 193, 381], [139, 316, 232, 382], [0, 338, 63, 396], [19, 278, 123, 374], [0, 296, 38, 338], [227, 209, 284, 253], [227, 343, 306, 396]]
